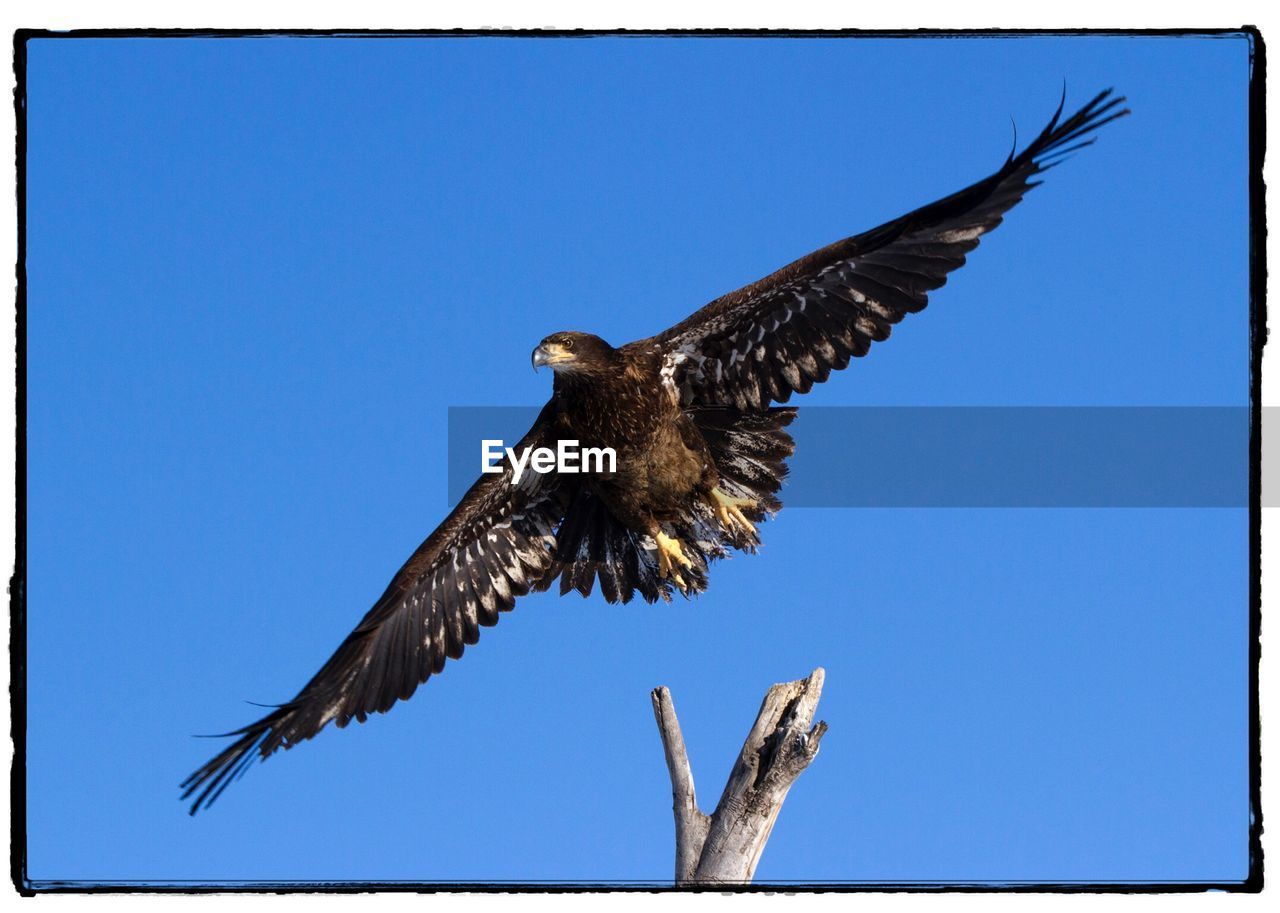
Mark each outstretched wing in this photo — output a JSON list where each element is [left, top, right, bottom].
[[637, 89, 1129, 409], [182, 402, 572, 814]]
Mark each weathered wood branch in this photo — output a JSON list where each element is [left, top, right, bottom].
[[650, 685, 712, 883], [650, 668, 828, 885]]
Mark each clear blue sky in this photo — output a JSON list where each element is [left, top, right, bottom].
[[24, 35, 1251, 884]]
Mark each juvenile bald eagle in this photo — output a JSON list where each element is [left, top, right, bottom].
[[183, 89, 1127, 813]]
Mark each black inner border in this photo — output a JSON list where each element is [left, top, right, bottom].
[[9, 25, 1266, 896]]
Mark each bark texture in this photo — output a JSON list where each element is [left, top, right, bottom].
[[650, 668, 828, 885]]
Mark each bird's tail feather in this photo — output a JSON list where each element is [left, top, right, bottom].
[[536, 407, 796, 603]]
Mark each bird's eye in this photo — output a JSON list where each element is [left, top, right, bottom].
[[563, 338, 574, 349]]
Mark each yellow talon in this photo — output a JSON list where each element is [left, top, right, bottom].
[[655, 530, 693, 588], [712, 488, 758, 536]]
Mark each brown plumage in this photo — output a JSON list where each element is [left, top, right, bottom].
[[182, 89, 1128, 813]]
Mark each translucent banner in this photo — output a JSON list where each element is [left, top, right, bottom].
[[446, 406, 1250, 509]]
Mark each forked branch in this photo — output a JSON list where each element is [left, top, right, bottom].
[[650, 668, 828, 885]]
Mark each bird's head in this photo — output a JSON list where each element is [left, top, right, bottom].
[[531, 332, 619, 376]]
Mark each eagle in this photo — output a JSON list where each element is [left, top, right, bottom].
[[183, 89, 1127, 813]]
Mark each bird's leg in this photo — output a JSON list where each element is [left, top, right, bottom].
[[711, 487, 758, 536], [654, 530, 694, 589]]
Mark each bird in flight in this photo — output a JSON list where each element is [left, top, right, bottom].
[[183, 89, 1128, 813]]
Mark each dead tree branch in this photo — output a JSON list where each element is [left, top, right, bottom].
[[650, 668, 828, 885]]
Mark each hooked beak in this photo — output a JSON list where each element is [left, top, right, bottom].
[[532, 343, 572, 371]]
